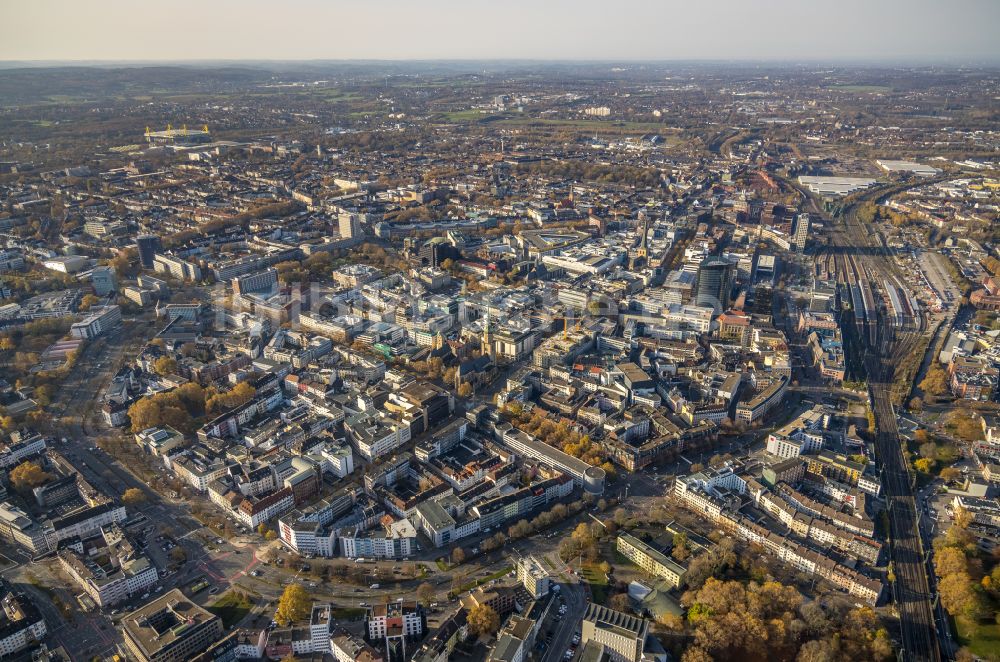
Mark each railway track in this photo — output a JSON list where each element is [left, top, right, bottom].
[[826, 191, 941, 662]]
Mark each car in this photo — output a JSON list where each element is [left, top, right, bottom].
[[216, 539, 224, 545], [208, 587, 220, 595]]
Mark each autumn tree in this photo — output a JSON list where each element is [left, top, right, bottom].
[[467, 604, 500, 637], [122, 488, 146, 505], [79, 294, 100, 312], [275, 583, 311, 626], [153, 356, 178, 377], [608, 593, 632, 613], [919, 366, 949, 397], [207, 382, 256, 416], [9, 461, 52, 493], [416, 582, 435, 606], [129, 398, 163, 433], [940, 467, 962, 482], [918, 442, 938, 459], [947, 410, 984, 442], [451, 547, 466, 565]]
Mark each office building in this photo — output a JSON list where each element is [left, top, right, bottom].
[[121, 589, 223, 662], [233, 268, 278, 295], [153, 254, 202, 282], [70, 305, 122, 340], [581, 603, 648, 662], [616, 533, 687, 588], [694, 257, 734, 313], [91, 266, 117, 296], [517, 555, 551, 599], [495, 423, 605, 494]]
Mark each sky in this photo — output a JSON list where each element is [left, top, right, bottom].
[[2, 0, 998, 63]]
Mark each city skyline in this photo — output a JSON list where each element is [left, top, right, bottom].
[[3, 0, 1000, 64]]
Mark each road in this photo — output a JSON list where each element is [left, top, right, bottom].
[[539, 558, 586, 662]]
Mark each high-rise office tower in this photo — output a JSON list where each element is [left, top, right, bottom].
[[695, 256, 734, 313], [792, 213, 810, 253], [135, 234, 161, 269], [338, 213, 363, 241]]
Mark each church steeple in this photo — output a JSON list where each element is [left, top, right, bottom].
[[482, 314, 493, 357], [637, 214, 650, 259]]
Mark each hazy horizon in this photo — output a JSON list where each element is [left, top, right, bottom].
[[3, 0, 999, 64]]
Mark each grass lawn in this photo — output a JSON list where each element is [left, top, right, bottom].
[[828, 84, 892, 93], [451, 566, 515, 596], [208, 592, 253, 629], [580, 563, 610, 603], [954, 615, 1000, 660], [493, 117, 678, 136], [435, 558, 450, 572], [441, 109, 495, 122]]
